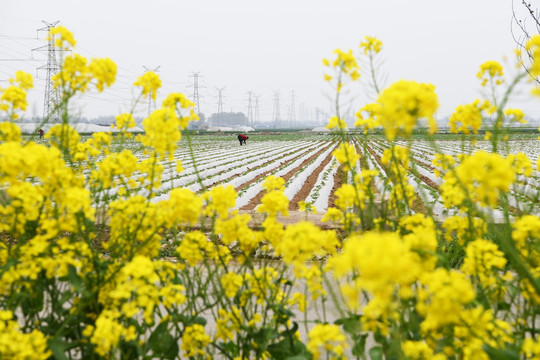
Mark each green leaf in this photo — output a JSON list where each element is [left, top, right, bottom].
[[252, 327, 276, 349], [483, 345, 520, 360], [219, 341, 239, 357], [148, 321, 178, 358], [49, 338, 70, 360], [369, 346, 383, 360], [351, 334, 368, 357], [335, 314, 362, 335], [267, 326, 309, 360], [67, 265, 83, 294], [285, 354, 311, 360], [178, 314, 207, 326], [374, 331, 387, 344]]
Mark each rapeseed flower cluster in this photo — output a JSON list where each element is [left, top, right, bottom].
[[323, 48, 360, 91], [307, 324, 348, 360], [440, 151, 515, 209], [48, 25, 76, 49], [258, 175, 289, 218], [354, 102, 381, 133], [134, 70, 162, 100], [359, 35, 383, 55], [181, 324, 211, 358], [0, 311, 51, 359], [476, 60, 504, 86], [373, 80, 439, 140], [332, 142, 359, 172], [53, 54, 117, 94], [0, 70, 33, 119], [448, 99, 494, 134]]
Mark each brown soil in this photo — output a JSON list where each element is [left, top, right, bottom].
[[240, 144, 332, 211], [417, 173, 439, 190], [364, 143, 387, 173], [327, 164, 345, 209], [288, 150, 335, 210]]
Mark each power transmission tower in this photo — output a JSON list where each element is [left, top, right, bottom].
[[33, 21, 62, 122], [299, 103, 305, 126], [215, 86, 225, 125], [246, 90, 253, 127], [143, 65, 160, 117], [254, 94, 261, 127], [272, 90, 281, 129], [188, 71, 202, 115], [288, 91, 296, 128]]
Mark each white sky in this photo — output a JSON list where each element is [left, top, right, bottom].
[[1, 0, 539, 124]]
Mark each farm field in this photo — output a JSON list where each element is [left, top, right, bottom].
[[95, 131, 540, 221]]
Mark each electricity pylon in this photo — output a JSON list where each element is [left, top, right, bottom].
[[33, 21, 62, 122], [254, 94, 261, 127], [272, 90, 281, 129], [215, 86, 225, 125], [288, 91, 296, 128], [246, 90, 253, 127], [188, 71, 202, 115]]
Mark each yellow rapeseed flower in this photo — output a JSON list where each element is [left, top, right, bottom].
[[332, 142, 360, 172], [526, 34, 540, 77], [89, 58, 117, 92], [203, 185, 237, 219], [307, 324, 347, 360], [417, 268, 476, 333], [359, 36, 383, 55], [354, 103, 381, 133], [376, 80, 438, 140], [440, 151, 515, 209], [258, 188, 289, 218], [0, 311, 51, 359], [462, 239, 507, 289], [136, 108, 182, 159], [325, 115, 348, 130], [0, 122, 22, 142], [476, 60, 504, 87], [448, 99, 494, 134], [10, 70, 33, 90], [262, 175, 285, 191], [221, 272, 244, 298], [48, 25, 76, 49], [134, 71, 161, 100]]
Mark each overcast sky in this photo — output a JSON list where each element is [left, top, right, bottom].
[[1, 0, 539, 124]]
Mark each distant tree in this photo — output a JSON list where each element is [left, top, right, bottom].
[[512, 0, 540, 83], [207, 112, 248, 126], [91, 115, 116, 126]]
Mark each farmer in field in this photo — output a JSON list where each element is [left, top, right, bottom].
[[238, 134, 248, 146], [38, 128, 44, 139]]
